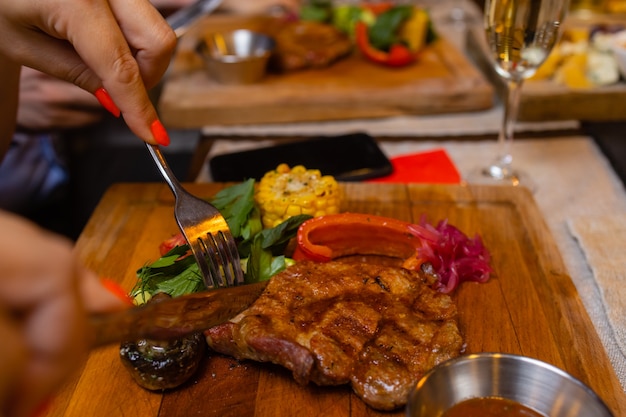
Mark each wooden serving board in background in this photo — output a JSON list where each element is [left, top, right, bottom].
[[45, 183, 625, 417], [158, 14, 494, 128], [468, 15, 626, 122]]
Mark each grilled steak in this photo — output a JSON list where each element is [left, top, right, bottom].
[[269, 20, 353, 72], [205, 261, 464, 410]]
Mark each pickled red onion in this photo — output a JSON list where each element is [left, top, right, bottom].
[[408, 218, 492, 293]]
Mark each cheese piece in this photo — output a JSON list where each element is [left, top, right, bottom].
[[554, 53, 594, 89], [587, 50, 620, 85]]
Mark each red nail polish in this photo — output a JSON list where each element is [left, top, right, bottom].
[[94, 87, 121, 118], [100, 278, 134, 305], [150, 119, 170, 146]]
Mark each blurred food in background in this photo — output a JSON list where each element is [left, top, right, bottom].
[[530, 25, 626, 88], [278, 0, 437, 69], [570, 0, 607, 16], [270, 19, 353, 71], [606, 0, 626, 14]]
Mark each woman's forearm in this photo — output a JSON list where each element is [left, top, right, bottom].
[[0, 54, 20, 162]]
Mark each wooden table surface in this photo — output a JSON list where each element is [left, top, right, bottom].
[[46, 183, 626, 417]]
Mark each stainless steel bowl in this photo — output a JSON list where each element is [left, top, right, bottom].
[[406, 353, 614, 417], [196, 29, 275, 85]]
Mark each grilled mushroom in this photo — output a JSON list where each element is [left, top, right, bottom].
[[119, 293, 206, 391]]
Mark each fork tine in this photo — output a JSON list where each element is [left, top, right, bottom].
[[223, 232, 244, 285], [217, 231, 244, 286], [187, 237, 218, 288], [197, 234, 223, 288], [196, 238, 220, 289], [198, 231, 243, 288]]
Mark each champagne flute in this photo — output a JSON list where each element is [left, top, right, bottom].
[[470, 0, 568, 189]]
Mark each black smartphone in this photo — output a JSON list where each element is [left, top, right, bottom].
[[209, 133, 392, 182]]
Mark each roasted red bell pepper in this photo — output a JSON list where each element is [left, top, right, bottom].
[[292, 212, 424, 270], [355, 21, 415, 67]]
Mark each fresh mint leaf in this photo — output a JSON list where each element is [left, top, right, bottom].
[[211, 179, 255, 237], [245, 239, 288, 283], [136, 246, 194, 276], [240, 206, 263, 243], [133, 254, 204, 299], [134, 262, 204, 299], [243, 214, 311, 282], [259, 214, 312, 254], [239, 214, 311, 258], [155, 263, 204, 297], [149, 253, 183, 268]]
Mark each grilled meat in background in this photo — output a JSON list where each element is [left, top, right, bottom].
[[269, 20, 353, 72]]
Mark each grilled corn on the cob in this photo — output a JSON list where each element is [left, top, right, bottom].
[[255, 164, 341, 228]]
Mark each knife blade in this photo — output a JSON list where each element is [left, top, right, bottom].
[[89, 280, 267, 347]]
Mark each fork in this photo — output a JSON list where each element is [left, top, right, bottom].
[[145, 143, 244, 289], [165, 0, 223, 38]]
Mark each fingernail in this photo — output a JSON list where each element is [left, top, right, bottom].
[[100, 278, 134, 305], [150, 119, 170, 146], [94, 87, 121, 118]]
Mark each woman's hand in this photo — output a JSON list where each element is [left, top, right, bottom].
[[17, 68, 103, 131], [0, 0, 177, 145], [221, 0, 301, 15], [150, 0, 196, 9], [0, 210, 128, 417]]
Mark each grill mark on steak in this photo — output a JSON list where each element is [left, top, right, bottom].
[[374, 275, 390, 291], [205, 261, 464, 410]]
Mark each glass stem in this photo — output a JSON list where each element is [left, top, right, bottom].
[[495, 78, 524, 175]]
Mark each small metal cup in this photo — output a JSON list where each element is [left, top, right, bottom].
[[406, 353, 614, 417], [197, 29, 275, 85]]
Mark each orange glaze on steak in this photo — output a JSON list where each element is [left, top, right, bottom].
[[205, 260, 464, 410]]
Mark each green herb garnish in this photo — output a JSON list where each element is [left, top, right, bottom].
[[368, 5, 414, 51], [211, 178, 256, 237], [131, 181, 311, 301]]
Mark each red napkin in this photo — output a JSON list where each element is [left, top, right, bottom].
[[367, 148, 461, 184]]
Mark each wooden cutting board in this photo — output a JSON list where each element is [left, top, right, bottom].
[[44, 182, 625, 417], [157, 14, 494, 128], [467, 14, 626, 122]]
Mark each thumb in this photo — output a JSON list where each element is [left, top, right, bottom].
[[79, 270, 133, 313]]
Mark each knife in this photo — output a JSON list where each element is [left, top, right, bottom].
[[166, 0, 223, 38], [89, 280, 267, 347]]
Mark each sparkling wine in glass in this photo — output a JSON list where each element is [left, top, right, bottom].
[[472, 0, 568, 188]]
